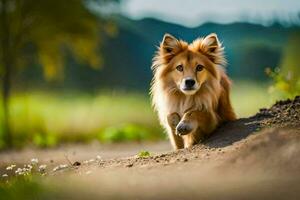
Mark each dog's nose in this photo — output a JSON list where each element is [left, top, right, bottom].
[[185, 78, 195, 88]]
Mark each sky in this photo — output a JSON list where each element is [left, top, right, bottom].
[[120, 0, 300, 27]]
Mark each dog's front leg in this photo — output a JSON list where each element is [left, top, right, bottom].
[[167, 112, 184, 150], [177, 110, 218, 148]]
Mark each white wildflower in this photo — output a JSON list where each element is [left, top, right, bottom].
[[6, 164, 16, 170], [39, 165, 47, 173], [31, 158, 39, 165], [24, 167, 31, 173], [23, 164, 32, 171], [2, 174, 8, 177], [60, 164, 68, 168], [52, 164, 68, 172], [39, 164, 47, 170], [15, 168, 24, 175], [52, 166, 59, 172], [15, 168, 22, 173]]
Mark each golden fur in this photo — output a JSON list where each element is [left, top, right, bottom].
[[150, 33, 236, 149]]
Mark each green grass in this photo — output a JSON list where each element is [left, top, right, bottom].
[[0, 91, 164, 148], [231, 81, 274, 118], [0, 81, 277, 148], [0, 176, 44, 200]]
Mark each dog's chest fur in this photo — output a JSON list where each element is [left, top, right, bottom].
[[167, 95, 196, 116], [155, 91, 214, 128]]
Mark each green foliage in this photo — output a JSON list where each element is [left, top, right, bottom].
[[280, 31, 300, 78], [266, 30, 300, 99], [266, 67, 300, 99], [0, 0, 118, 79], [0, 0, 119, 147], [33, 133, 57, 148], [98, 124, 161, 143], [0, 176, 44, 200], [137, 150, 151, 158], [0, 92, 164, 149]]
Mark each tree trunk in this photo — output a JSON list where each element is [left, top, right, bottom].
[[1, 0, 13, 147], [2, 59, 13, 148]]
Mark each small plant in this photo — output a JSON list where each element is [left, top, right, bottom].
[[1, 158, 47, 178], [137, 150, 151, 158], [266, 67, 300, 99]]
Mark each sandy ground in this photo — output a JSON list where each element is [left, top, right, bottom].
[[0, 141, 171, 170], [44, 127, 300, 200], [1, 96, 300, 199]]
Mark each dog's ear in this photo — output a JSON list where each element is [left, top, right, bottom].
[[202, 33, 221, 53], [200, 33, 226, 65], [161, 33, 181, 54], [152, 34, 185, 70]]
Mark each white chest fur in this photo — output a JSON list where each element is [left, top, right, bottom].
[[156, 93, 206, 128]]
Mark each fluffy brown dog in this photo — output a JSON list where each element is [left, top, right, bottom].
[[151, 33, 236, 149]]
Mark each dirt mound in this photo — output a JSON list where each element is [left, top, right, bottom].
[[258, 95, 300, 127], [59, 96, 300, 171], [227, 128, 300, 173]]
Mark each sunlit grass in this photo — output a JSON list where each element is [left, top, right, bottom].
[[0, 81, 278, 148], [231, 80, 274, 118], [0, 91, 163, 148]]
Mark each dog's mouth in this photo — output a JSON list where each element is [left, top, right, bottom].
[[182, 86, 196, 91], [180, 88, 198, 95], [180, 85, 199, 95]]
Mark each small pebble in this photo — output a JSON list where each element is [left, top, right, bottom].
[[72, 161, 81, 166], [85, 171, 92, 175], [126, 163, 133, 168]]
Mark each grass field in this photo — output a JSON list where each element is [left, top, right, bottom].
[[0, 81, 275, 148], [231, 81, 273, 117]]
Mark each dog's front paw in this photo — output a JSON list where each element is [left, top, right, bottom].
[[176, 121, 193, 136], [167, 112, 181, 129]]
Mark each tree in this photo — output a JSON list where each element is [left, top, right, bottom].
[[0, 0, 118, 147]]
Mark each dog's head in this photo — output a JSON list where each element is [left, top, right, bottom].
[[152, 33, 225, 96]]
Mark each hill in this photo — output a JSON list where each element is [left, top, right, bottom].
[[17, 16, 298, 91]]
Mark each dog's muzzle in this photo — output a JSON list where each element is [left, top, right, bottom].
[[183, 78, 196, 90]]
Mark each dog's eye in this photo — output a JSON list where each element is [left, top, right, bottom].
[[176, 65, 183, 72], [196, 64, 204, 72]]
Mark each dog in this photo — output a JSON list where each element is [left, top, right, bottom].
[[150, 33, 236, 149]]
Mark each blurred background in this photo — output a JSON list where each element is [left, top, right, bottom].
[[0, 0, 299, 149]]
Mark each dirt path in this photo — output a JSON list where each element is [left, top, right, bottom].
[[0, 141, 170, 170], [1, 96, 300, 199]]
